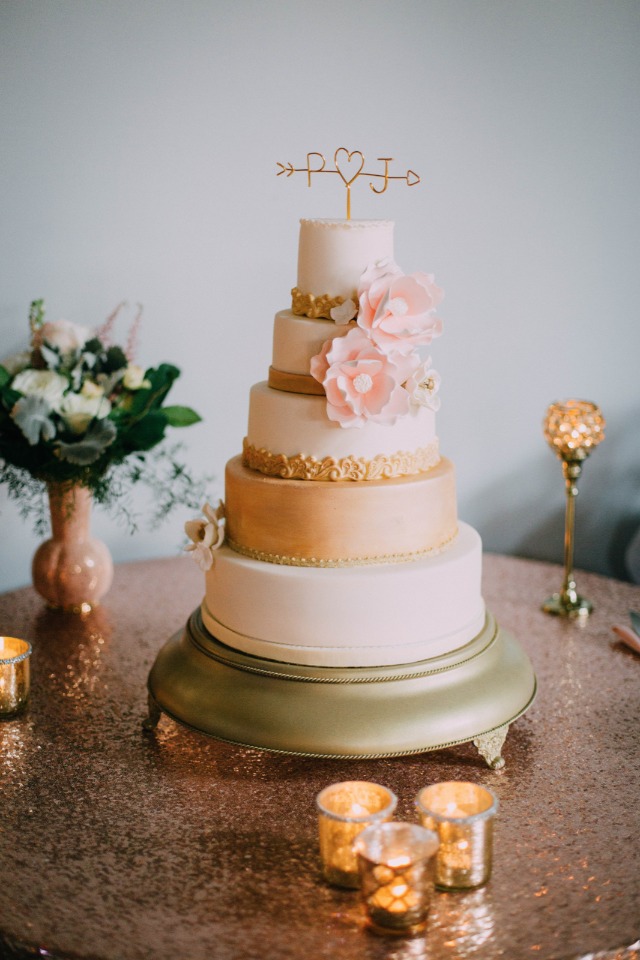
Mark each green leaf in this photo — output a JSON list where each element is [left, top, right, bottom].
[[121, 410, 167, 451], [0, 366, 10, 388], [104, 346, 128, 373], [161, 405, 201, 427]]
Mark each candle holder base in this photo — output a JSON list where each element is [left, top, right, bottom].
[[542, 592, 592, 618], [146, 607, 536, 767]]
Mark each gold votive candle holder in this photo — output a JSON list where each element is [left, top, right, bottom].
[[0, 636, 32, 717], [316, 780, 398, 888], [354, 821, 439, 937], [416, 782, 498, 890]]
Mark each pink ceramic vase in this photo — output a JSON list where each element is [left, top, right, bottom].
[[32, 484, 114, 612]]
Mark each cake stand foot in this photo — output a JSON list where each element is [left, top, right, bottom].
[[142, 693, 163, 732], [473, 723, 510, 769]]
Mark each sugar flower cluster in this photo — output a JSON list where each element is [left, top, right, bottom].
[[311, 259, 443, 428]]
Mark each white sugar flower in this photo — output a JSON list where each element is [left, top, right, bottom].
[[59, 391, 112, 435], [405, 358, 442, 411], [184, 501, 225, 571], [12, 369, 68, 412], [330, 299, 357, 325]]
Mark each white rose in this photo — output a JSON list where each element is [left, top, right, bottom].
[[41, 319, 91, 355], [59, 391, 112, 435], [123, 364, 151, 390], [81, 379, 105, 400], [12, 369, 68, 411], [1, 350, 32, 376]]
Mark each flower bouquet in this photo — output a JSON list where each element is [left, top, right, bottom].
[[0, 300, 203, 609]]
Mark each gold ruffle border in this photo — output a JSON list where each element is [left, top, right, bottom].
[[242, 438, 440, 482], [291, 286, 357, 320], [226, 528, 458, 568]]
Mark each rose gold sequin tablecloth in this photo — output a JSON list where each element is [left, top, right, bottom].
[[0, 555, 639, 960]]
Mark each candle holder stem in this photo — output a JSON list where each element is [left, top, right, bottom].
[[543, 458, 592, 618]]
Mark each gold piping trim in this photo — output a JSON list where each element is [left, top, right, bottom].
[[242, 437, 441, 481], [226, 528, 458, 568], [268, 365, 325, 396], [291, 286, 356, 320]]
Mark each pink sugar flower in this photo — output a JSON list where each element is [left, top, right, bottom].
[[310, 327, 410, 428], [358, 270, 444, 355]]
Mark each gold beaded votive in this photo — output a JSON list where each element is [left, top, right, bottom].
[[0, 636, 32, 717], [354, 821, 439, 937], [416, 782, 498, 890], [316, 781, 398, 888]]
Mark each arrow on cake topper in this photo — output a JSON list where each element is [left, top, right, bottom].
[[276, 148, 420, 220]]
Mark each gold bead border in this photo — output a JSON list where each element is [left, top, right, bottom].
[[242, 438, 441, 482], [226, 528, 458, 568]]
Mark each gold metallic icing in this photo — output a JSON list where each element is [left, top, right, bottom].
[[290, 285, 355, 320], [226, 454, 457, 564], [242, 436, 441, 481]]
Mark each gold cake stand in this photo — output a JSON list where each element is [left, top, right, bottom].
[[146, 608, 536, 768]]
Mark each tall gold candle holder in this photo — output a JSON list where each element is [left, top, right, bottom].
[[0, 636, 32, 717], [542, 399, 605, 618]]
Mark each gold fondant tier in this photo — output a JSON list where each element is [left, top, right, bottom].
[[225, 454, 457, 565], [147, 607, 537, 759]]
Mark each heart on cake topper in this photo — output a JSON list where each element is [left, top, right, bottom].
[[276, 148, 421, 219], [334, 149, 365, 188]]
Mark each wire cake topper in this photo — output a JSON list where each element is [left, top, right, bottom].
[[276, 148, 420, 219]]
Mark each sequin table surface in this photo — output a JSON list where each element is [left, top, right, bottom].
[[0, 556, 639, 960]]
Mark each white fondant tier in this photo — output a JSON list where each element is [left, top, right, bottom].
[[226, 455, 457, 564], [297, 219, 394, 302], [247, 381, 438, 466], [272, 310, 352, 376], [202, 523, 485, 667]]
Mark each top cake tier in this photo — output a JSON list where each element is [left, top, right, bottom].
[[295, 219, 394, 311]]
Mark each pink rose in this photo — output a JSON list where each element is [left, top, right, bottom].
[[311, 327, 410, 428], [39, 319, 91, 355], [358, 271, 444, 355]]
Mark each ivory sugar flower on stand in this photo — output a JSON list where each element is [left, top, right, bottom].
[[0, 300, 205, 533]]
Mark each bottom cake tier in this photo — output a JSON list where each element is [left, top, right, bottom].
[[146, 607, 537, 766], [201, 522, 484, 667]]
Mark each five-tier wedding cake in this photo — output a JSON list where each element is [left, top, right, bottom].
[[147, 215, 536, 766]]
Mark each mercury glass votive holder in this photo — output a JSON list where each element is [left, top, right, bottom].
[[316, 781, 398, 888], [0, 637, 32, 717], [416, 782, 498, 891], [354, 821, 439, 937]]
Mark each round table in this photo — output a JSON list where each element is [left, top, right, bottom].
[[0, 555, 639, 960]]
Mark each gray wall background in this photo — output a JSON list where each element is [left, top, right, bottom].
[[1, 0, 639, 593]]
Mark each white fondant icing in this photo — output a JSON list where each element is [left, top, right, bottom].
[[297, 219, 394, 301], [247, 381, 437, 463], [202, 522, 485, 668]]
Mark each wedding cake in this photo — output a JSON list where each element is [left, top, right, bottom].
[[147, 215, 536, 765]]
